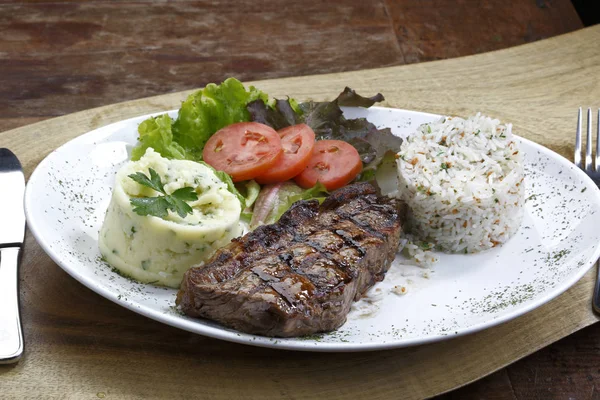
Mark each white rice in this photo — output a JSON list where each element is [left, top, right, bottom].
[[396, 113, 524, 256]]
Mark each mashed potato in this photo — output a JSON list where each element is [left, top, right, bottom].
[[99, 148, 242, 288]]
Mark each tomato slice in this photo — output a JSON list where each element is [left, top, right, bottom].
[[295, 140, 362, 191], [203, 122, 282, 182], [255, 124, 316, 184]]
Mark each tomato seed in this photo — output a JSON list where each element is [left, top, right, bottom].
[[241, 131, 266, 145], [320, 146, 339, 154], [285, 137, 302, 154], [315, 161, 329, 171]]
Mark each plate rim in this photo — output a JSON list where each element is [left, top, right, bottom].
[[24, 106, 600, 352]]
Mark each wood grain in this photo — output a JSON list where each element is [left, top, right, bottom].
[[385, 0, 582, 63], [0, 0, 403, 119], [443, 322, 600, 399], [0, 0, 580, 124], [1, 24, 599, 399]]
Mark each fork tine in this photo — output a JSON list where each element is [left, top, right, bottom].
[[585, 108, 593, 171], [575, 107, 582, 168], [596, 109, 600, 173]]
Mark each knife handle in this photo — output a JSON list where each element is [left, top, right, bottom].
[[0, 247, 23, 363]]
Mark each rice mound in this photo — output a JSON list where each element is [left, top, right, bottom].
[[396, 113, 524, 255]]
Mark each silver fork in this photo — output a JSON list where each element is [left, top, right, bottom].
[[574, 107, 600, 314]]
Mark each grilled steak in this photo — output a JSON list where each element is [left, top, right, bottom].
[[176, 182, 406, 337]]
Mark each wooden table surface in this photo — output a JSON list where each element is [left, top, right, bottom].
[[0, 1, 596, 399]]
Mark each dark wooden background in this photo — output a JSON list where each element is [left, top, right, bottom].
[[0, 1, 597, 398]]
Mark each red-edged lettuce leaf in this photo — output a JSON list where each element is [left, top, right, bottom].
[[247, 87, 402, 178], [335, 87, 385, 107], [246, 98, 300, 131]]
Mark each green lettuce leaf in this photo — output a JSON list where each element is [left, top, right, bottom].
[[249, 181, 328, 229], [373, 150, 400, 196], [237, 180, 261, 222], [132, 77, 268, 161], [131, 114, 188, 161], [241, 180, 261, 209]]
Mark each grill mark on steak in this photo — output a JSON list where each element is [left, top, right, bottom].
[[334, 228, 367, 256], [284, 243, 352, 291], [177, 182, 406, 337], [301, 232, 360, 277]]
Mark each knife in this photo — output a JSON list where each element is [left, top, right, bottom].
[[0, 148, 25, 363]]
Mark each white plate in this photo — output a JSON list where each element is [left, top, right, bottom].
[[25, 106, 600, 352]]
